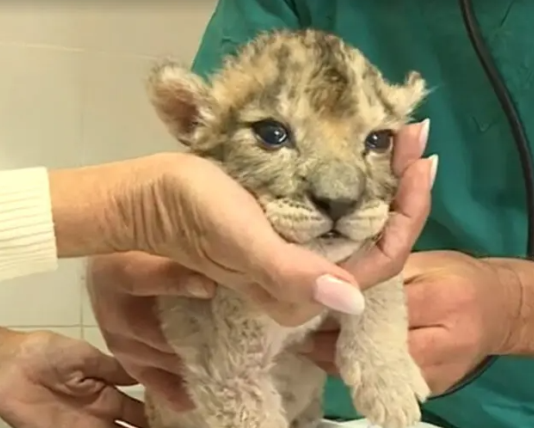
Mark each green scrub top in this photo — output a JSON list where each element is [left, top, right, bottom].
[[190, 1, 534, 427]]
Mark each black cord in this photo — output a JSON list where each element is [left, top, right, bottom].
[[459, 0, 534, 254], [428, 0, 534, 402]]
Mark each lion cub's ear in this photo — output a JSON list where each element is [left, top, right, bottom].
[[390, 71, 428, 116], [380, 71, 428, 118], [147, 61, 212, 147]]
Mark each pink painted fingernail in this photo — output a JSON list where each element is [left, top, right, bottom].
[[419, 118, 431, 152], [314, 275, 365, 315], [428, 154, 439, 188]]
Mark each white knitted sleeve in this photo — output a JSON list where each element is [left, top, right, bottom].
[[0, 167, 58, 282]]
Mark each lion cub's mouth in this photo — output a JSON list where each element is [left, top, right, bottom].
[[319, 230, 342, 239], [316, 230, 352, 245]]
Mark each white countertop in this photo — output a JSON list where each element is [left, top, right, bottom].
[[320, 420, 441, 428]]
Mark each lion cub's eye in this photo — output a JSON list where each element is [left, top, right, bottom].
[[364, 130, 393, 153], [251, 119, 291, 150]]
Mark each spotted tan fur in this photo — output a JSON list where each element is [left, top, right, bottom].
[[145, 29, 430, 428]]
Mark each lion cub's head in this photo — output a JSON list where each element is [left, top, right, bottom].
[[148, 29, 426, 262]]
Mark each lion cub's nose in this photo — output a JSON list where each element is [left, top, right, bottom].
[[309, 194, 358, 222]]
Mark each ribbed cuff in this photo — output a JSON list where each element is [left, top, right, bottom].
[[0, 167, 58, 282]]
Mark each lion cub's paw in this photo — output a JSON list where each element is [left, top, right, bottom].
[[345, 354, 430, 428]]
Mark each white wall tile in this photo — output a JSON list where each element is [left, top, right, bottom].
[[9, 326, 81, 338], [0, 4, 85, 49], [82, 325, 109, 354], [80, 52, 179, 166], [79, 3, 216, 59], [0, 44, 83, 169], [80, 259, 97, 326], [81, 287, 97, 326], [0, 259, 83, 326]]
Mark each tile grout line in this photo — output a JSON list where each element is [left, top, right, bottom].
[[8, 324, 96, 328], [0, 41, 163, 60]]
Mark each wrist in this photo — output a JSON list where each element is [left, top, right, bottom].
[[0, 328, 25, 360], [50, 153, 182, 257], [49, 163, 124, 257], [109, 152, 190, 256], [484, 258, 533, 356]]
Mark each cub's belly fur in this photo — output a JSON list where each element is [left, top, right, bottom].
[[145, 288, 327, 428]]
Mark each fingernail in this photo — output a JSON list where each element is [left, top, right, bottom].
[[428, 154, 439, 188], [419, 118, 431, 152], [184, 276, 213, 299], [313, 275, 365, 315]]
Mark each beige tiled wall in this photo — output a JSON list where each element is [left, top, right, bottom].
[[0, 3, 215, 422]]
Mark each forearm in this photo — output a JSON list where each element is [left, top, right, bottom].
[[49, 159, 136, 258], [486, 257, 534, 356], [52, 152, 203, 260], [52, 153, 183, 258]]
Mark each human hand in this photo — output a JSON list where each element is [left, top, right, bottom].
[[340, 119, 436, 290], [402, 251, 519, 394], [298, 250, 521, 395], [0, 329, 146, 428], [113, 152, 364, 324], [87, 252, 206, 413]]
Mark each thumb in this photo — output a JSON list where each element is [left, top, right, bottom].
[[343, 157, 434, 290], [83, 346, 140, 386], [248, 241, 365, 316]]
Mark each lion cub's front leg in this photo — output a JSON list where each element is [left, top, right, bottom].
[[155, 289, 289, 428], [334, 275, 430, 428]]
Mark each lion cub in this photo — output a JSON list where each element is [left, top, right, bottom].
[[144, 29, 430, 428]]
